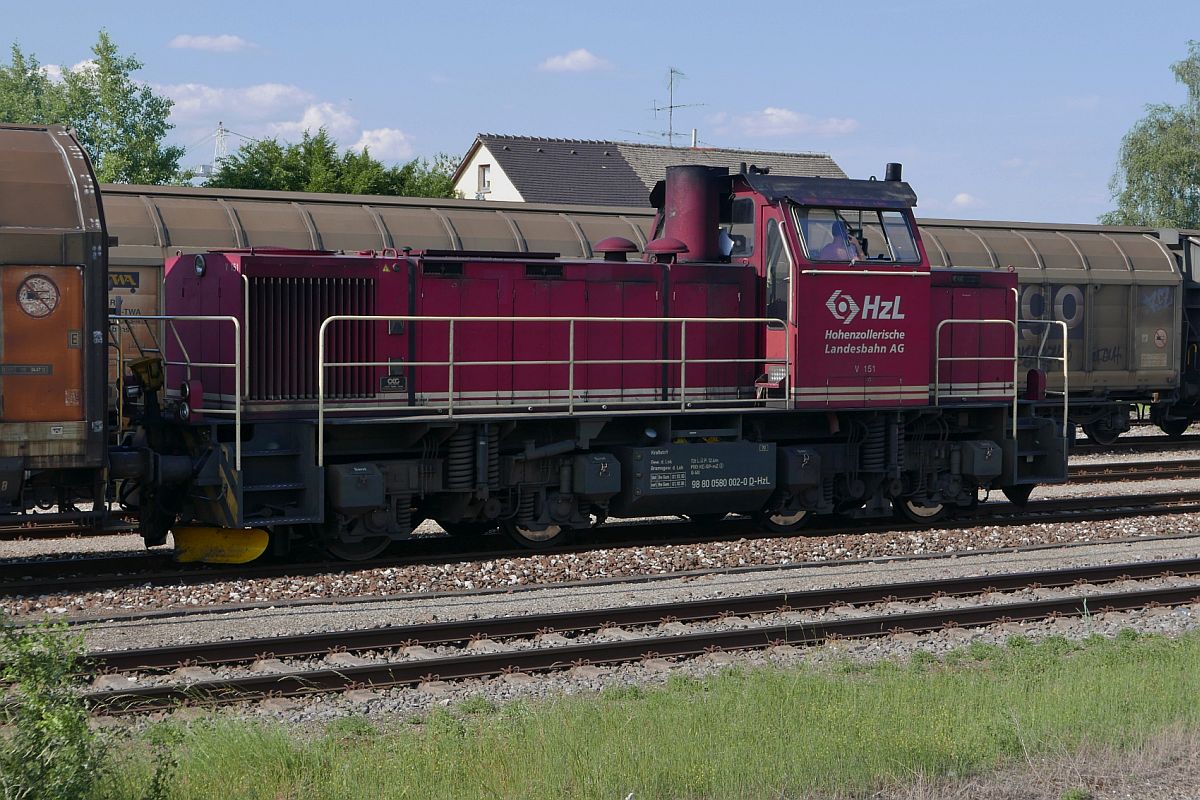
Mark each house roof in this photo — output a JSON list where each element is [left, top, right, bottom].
[[461, 134, 845, 206]]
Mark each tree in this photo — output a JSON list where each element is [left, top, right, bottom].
[[0, 31, 187, 184], [398, 153, 460, 198], [205, 128, 459, 198], [0, 44, 68, 124], [1101, 41, 1200, 228]]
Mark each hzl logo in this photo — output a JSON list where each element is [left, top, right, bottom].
[[825, 290, 905, 325]]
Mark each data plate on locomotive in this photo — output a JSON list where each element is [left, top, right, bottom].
[[610, 442, 775, 517]]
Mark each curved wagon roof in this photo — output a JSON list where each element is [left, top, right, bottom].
[[919, 217, 1185, 283], [101, 183, 655, 267], [98, 181, 1190, 282], [0, 123, 104, 265]]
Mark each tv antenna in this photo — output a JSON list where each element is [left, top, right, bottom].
[[189, 121, 257, 178], [652, 67, 704, 147]]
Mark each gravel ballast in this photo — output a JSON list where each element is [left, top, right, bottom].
[[5, 508, 1199, 619]]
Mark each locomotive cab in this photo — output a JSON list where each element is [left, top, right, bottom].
[[651, 163, 934, 407], [649, 164, 1064, 526]]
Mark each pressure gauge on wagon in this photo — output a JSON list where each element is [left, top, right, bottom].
[[16, 274, 59, 318]]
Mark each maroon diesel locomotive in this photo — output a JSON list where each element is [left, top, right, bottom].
[[112, 164, 1069, 561]]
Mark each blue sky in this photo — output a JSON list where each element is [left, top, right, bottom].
[[5, 0, 1195, 223]]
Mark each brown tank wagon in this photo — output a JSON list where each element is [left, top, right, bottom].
[[922, 218, 1200, 441], [0, 124, 110, 519]]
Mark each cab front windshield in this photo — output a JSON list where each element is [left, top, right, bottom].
[[793, 206, 919, 264]]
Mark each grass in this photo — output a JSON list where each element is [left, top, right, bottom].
[[96, 629, 1200, 800]]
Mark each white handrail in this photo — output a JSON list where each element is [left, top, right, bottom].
[[110, 314, 243, 470], [933, 317, 1019, 438], [1018, 318, 1070, 441], [316, 315, 790, 466]]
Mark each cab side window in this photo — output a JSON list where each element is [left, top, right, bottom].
[[765, 219, 791, 323], [727, 198, 755, 257]]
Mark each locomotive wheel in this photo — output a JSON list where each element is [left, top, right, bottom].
[[896, 498, 947, 524], [754, 508, 810, 534], [1160, 418, 1191, 438], [325, 535, 392, 561], [439, 520, 497, 537], [684, 513, 728, 527], [1002, 484, 1035, 507], [1081, 422, 1120, 446], [503, 520, 568, 549]]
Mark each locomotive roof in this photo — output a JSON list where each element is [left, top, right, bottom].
[[739, 172, 918, 209]]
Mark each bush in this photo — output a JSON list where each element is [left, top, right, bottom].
[[0, 618, 107, 800]]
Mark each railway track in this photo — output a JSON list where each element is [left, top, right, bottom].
[[83, 556, 1200, 714], [0, 514, 135, 541], [7, 488, 1200, 600], [1068, 458, 1200, 482], [1072, 434, 1200, 455]]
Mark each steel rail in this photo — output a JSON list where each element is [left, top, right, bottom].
[[1068, 459, 1200, 483], [85, 580, 1200, 714], [1071, 434, 1200, 454], [86, 555, 1200, 673]]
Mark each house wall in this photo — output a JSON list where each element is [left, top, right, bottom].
[[453, 145, 524, 202]]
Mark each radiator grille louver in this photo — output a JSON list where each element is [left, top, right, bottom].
[[249, 277, 375, 401]]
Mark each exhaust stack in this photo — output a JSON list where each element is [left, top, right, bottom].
[[662, 165, 727, 263]]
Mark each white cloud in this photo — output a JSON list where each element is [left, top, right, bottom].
[[538, 48, 610, 72], [352, 128, 414, 161], [268, 102, 359, 141], [951, 192, 982, 209], [161, 82, 314, 123], [714, 107, 858, 137], [41, 59, 98, 82], [161, 81, 414, 164], [1001, 157, 1027, 169], [169, 34, 254, 52]]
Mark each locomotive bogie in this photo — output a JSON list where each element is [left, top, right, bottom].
[[142, 395, 1022, 559]]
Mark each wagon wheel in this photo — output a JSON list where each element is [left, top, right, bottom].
[[325, 535, 392, 561], [1081, 422, 1121, 446], [502, 520, 569, 550], [895, 497, 947, 524], [754, 507, 810, 535], [1159, 418, 1191, 438]]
